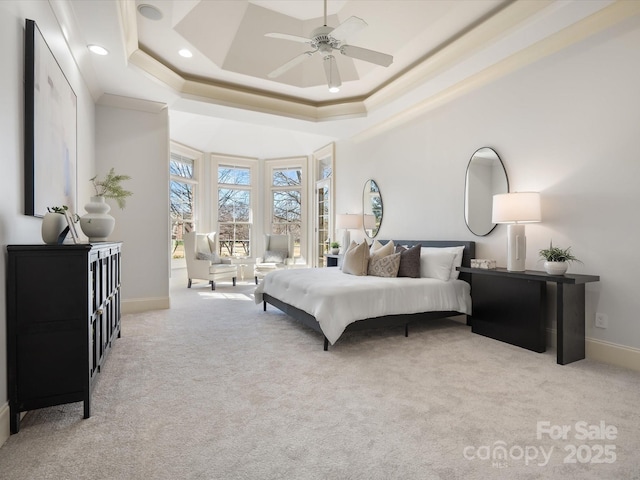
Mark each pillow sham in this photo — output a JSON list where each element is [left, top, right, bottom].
[[263, 250, 287, 263], [421, 246, 465, 280], [196, 251, 221, 264], [369, 252, 401, 277], [420, 250, 456, 281], [369, 239, 394, 259], [395, 243, 421, 278], [342, 241, 370, 276]]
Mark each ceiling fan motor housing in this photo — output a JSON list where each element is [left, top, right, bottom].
[[310, 26, 340, 53]]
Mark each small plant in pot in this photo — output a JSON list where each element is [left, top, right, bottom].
[[80, 168, 133, 242], [539, 241, 582, 275], [330, 241, 341, 254], [42, 205, 71, 244]]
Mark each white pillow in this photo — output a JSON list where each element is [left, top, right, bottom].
[[421, 246, 465, 280], [420, 250, 456, 281], [342, 241, 370, 276]]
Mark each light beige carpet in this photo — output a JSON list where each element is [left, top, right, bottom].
[[1, 268, 639, 480]]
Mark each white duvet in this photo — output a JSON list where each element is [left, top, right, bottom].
[[254, 267, 471, 345]]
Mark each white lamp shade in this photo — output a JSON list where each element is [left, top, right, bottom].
[[336, 214, 362, 230], [363, 214, 376, 229], [492, 192, 541, 224]]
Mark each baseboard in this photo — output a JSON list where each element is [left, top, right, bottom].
[[0, 401, 10, 447], [121, 296, 170, 314], [585, 338, 640, 372], [546, 328, 640, 372]]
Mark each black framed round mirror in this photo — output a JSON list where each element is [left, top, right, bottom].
[[464, 147, 509, 236], [363, 179, 382, 238]]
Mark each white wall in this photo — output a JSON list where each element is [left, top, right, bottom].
[[96, 101, 170, 312], [0, 0, 97, 445], [336, 16, 640, 357]]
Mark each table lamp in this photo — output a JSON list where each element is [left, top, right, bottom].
[[492, 192, 541, 271], [336, 214, 363, 253]]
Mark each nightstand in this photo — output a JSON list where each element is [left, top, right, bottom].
[[458, 267, 600, 365], [325, 254, 342, 267]]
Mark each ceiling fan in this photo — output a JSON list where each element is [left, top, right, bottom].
[[265, 0, 393, 92]]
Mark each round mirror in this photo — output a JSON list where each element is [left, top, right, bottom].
[[363, 179, 383, 238], [464, 147, 509, 236]]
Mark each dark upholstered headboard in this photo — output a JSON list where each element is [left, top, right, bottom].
[[379, 240, 476, 284]]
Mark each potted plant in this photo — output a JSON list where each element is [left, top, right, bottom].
[[539, 241, 582, 275], [90, 168, 133, 208], [330, 241, 341, 254], [42, 205, 70, 244], [80, 168, 133, 242]]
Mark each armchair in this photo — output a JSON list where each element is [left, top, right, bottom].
[[184, 232, 238, 290], [254, 234, 294, 284]]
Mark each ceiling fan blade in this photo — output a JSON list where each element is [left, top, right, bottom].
[[268, 51, 314, 79], [323, 55, 341, 91], [265, 32, 311, 44], [330, 16, 367, 42], [340, 44, 393, 67]]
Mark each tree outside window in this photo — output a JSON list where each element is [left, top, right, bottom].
[[170, 153, 195, 258], [218, 165, 251, 257]]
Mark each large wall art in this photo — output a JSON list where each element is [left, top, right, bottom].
[[24, 18, 77, 217]]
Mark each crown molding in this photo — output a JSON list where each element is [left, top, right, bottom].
[[117, 0, 540, 123], [354, 0, 640, 142]]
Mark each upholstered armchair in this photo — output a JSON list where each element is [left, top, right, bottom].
[[184, 232, 238, 290], [254, 234, 294, 284]]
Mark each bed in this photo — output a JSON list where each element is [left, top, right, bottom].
[[254, 240, 475, 350]]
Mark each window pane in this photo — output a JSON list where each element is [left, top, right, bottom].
[[170, 180, 194, 259], [219, 188, 250, 222], [273, 167, 302, 187], [218, 223, 251, 257], [170, 153, 194, 179], [219, 165, 250, 185], [272, 190, 301, 223], [318, 157, 332, 179]]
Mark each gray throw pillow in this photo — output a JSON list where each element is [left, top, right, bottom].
[[395, 243, 421, 278], [369, 252, 401, 277], [263, 250, 287, 263], [196, 251, 221, 264]]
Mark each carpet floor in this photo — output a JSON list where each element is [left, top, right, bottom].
[[1, 268, 639, 479]]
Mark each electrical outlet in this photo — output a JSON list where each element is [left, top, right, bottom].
[[595, 313, 609, 329]]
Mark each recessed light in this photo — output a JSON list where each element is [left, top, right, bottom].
[[178, 49, 193, 58], [88, 44, 109, 56], [328, 86, 340, 93], [137, 4, 163, 21]]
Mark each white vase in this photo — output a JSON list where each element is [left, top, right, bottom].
[[544, 261, 568, 275], [79, 196, 115, 242], [41, 212, 68, 244]]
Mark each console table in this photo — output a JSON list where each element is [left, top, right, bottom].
[[458, 267, 600, 365], [7, 242, 122, 433]]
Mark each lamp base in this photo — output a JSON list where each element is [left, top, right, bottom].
[[506, 224, 526, 272], [340, 230, 351, 254]]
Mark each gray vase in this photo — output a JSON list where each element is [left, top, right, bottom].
[[79, 196, 115, 242], [41, 212, 67, 244]]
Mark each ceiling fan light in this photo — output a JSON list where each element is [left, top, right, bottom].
[[324, 55, 341, 93]]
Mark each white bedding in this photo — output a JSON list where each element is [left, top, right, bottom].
[[254, 267, 471, 345]]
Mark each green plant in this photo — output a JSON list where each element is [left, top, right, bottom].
[[90, 168, 133, 209], [47, 205, 69, 214], [330, 241, 340, 249], [539, 241, 582, 264]]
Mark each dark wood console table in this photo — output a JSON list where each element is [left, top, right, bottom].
[[7, 243, 122, 433], [458, 267, 599, 365]]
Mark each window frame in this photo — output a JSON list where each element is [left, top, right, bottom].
[[264, 156, 308, 262], [212, 154, 257, 258]]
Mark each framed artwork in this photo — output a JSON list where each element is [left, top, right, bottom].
[[63, 209, 79, 244], [24, 19, 77, 218]]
